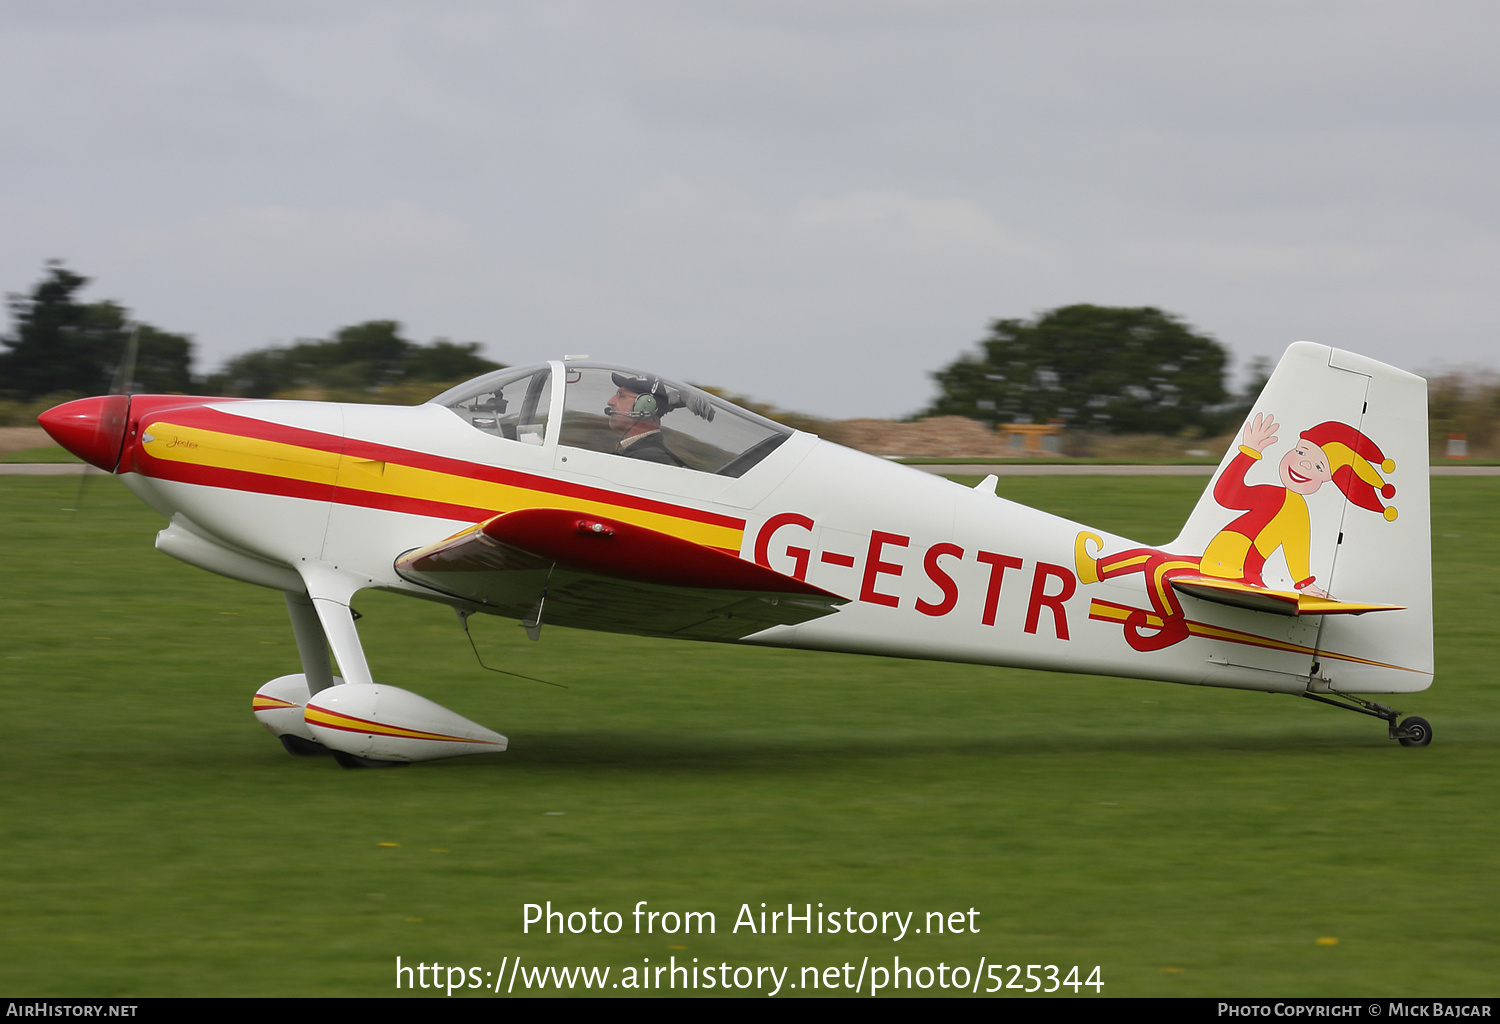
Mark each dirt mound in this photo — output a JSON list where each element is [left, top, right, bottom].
[[0, 427, 55, 454]]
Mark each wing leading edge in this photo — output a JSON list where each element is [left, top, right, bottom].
[[394, 507, 847, 640]]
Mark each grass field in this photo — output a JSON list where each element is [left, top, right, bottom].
[[0, 446, 77, 464], [1, 474, 1496, 997]]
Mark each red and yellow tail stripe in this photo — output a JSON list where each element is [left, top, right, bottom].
[[1087, 598, 1423, 673]]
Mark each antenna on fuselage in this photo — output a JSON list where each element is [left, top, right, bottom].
[[454, 607, 566, 688]]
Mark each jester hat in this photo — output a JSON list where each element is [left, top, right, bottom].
[[1299, 421, 1398, 521]]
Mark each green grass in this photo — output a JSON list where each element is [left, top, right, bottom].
[[897, 455, 1500, 467], [895, 455, 1222, 465], [1, 475, 1496, 997], [0, 444, 78, 463]]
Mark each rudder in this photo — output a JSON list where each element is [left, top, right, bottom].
[[1169, 342, 1432, 693]]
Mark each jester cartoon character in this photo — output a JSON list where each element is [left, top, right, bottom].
[[1074, 413, 1399, 652]]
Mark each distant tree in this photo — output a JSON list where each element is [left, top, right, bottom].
[[0, 263, 108, 396], [1428, 369, 1500, 456], [323, 320, 411, 388], [206, 347, 290, 399], [1215, 355, 1274, 430], [205, 321, 502, 399], [927, 305, 1231, 435], [404, 339, 503, 383], [0, 261, 194, 397]]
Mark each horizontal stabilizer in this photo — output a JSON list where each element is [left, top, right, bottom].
[[1170, 575, 1403, 617]]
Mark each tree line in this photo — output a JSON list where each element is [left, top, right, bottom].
[[924, 305, 1498, 455], [0, 264, 1260, 433], [1428, 370, 1500, 457], [923, 304, 1265, 436], [6, 262, 1493, 454], [0, 262, 501, 404]]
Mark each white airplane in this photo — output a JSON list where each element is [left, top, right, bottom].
[[38, 342, 1433, 766]]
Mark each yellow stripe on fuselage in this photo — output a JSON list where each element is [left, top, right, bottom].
[[143, 420, 742, 550], [331, 451, 741, 549], [144, 421, 340, 485]]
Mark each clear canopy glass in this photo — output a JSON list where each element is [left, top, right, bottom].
[[430, 362, 792, 477], [430, 364, 552, 446]]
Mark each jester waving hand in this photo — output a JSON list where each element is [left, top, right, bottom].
[[1075, 413, 1398, 652]]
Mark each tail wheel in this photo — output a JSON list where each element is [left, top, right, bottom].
[[1397, 716, 1432, 748]]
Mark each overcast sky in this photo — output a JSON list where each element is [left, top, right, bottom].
[[3, 1, 1496, 418]]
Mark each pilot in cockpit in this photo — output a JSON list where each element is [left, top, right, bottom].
[[604, 373, 686, 466], [438, 361, 780, 476]]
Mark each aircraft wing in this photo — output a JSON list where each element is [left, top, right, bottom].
[[1169, 575, 1404, 617], [394, 507, 847, 640]]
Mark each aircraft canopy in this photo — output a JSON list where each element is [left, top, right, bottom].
[[430, 362, 792, 478]]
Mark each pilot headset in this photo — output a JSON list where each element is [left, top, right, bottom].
[[607, 372, 669, 420], [628, 377, 665, 418]]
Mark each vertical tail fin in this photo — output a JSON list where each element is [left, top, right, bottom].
[[1171, 342, 1432, 693]]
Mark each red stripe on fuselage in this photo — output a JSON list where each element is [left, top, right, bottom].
[[133, 404, 746, 531]]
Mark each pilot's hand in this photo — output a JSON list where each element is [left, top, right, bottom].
[[685, 392, 716, 421]]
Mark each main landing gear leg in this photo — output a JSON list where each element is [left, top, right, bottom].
[[285, 590, 337, 695], [1300, 692, 1432, 747], [252, 591, 345, 757], [264, 590, 343, 757]]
